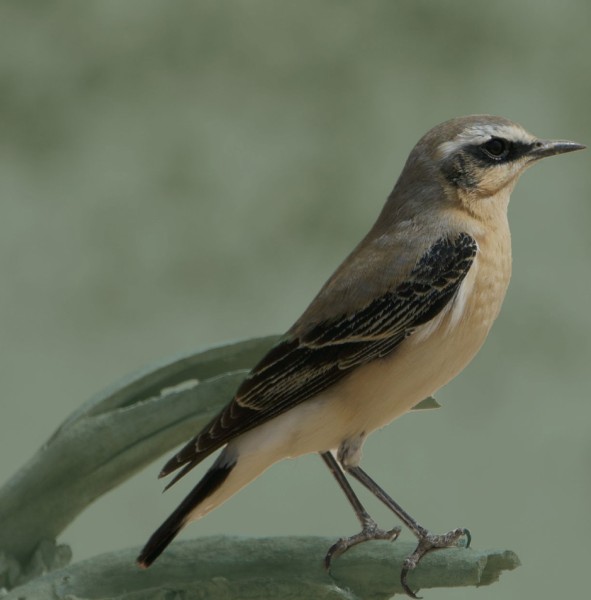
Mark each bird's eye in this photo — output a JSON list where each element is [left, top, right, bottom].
[[481, 137, 509, 159]]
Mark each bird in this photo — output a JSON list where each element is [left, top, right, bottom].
[[137, 115, 584, 597]]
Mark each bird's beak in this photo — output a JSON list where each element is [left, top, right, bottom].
[[529, 139, 586, 160]]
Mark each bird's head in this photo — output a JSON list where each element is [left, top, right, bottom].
[[399, 115, 585, 221]]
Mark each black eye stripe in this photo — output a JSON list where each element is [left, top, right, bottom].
[[463, 139, 534, 165]]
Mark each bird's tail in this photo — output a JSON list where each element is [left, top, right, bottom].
[[137, 458, 236, 568]]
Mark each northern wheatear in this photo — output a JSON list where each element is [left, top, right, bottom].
[[138, 115, 584, 597]]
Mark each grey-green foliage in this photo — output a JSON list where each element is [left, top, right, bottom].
[[0, 335, 515, 597], [3, 537, 519, 600], [0, 336, 278, 571], [0, 540, 71, 593]]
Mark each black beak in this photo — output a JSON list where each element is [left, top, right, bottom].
[[529, 139, 586, 160]]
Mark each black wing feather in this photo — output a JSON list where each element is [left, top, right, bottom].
[[161, 233, 477, 485]]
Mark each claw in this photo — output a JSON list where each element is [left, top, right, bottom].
[[401, 563, 422, 599], [399, 527, 471, 598], [462, 527, 472, 548], [324, 520, 401, 571]]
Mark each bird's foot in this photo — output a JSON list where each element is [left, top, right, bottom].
[[401, 527, 471, 599], [324, 518, 401, 570]]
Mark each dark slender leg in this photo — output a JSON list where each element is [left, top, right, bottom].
[[346, 464, 470, 599], [320, 452, 401, 568]]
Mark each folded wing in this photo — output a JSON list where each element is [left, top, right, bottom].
[[160, 232, 478, 487]]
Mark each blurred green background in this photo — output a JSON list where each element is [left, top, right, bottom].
[[1, 1, 589, 599]]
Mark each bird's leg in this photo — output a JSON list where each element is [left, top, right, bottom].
[[320, 452, 401, 569], [345, 464, 470, 599]]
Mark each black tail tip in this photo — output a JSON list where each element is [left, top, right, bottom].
[[136, 549, 157, 569], [136, 535, 172, 569]]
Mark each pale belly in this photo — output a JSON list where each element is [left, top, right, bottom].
[[330, 258, 509, 443]]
